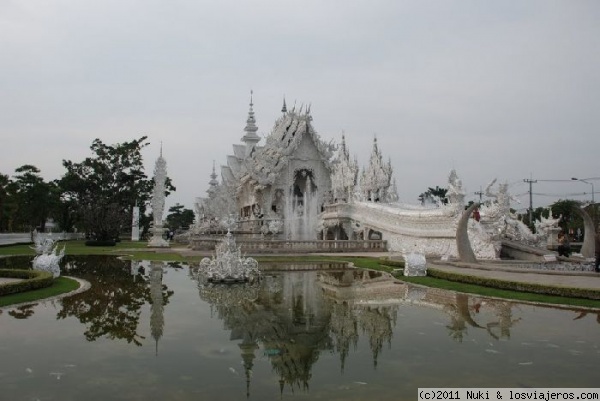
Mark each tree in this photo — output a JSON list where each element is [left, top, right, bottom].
[[165, 203, 195, 231], [59, 137, 155, 242], [0, 173, 12, 231], [518, 206, 550, 232], [418, 186, 448, 206], [9, 165, 59, 232], [550, 199, 583, 237]]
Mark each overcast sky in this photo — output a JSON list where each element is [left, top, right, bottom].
[[1, 0, 599, 213]]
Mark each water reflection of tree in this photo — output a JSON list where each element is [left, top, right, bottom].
[[8, 304, 35, 319], [56, 256, 173, 345]]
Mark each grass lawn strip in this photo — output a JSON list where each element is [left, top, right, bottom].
[[0, 276, 84, 308]]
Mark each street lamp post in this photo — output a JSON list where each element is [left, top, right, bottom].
[[572, 177, 596, 233]]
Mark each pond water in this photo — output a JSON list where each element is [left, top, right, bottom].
[[0, 256, 599, 401]]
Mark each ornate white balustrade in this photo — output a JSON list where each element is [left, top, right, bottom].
[[190, 237, 387, 253]]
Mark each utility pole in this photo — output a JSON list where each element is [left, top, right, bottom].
[[523, 178, 537, 227], [474, 187, 484, 203]]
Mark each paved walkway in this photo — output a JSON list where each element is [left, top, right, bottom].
[[0, 277, 22, 285], [427, 261, 600, 292]]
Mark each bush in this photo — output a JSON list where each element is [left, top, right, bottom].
[[0, 269, 54, 296], [85, 240, 117, 247]]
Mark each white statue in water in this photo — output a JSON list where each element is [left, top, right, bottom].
[[31, 236, 65, 278]]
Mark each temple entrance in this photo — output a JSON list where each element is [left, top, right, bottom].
[[285, 169, 319, 240]]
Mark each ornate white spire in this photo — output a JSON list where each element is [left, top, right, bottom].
[[207, 160, 219, 198], [281, 96, 287, 114], [148, 146, 170, 247], [331, 132, 359, 202], [359, 135, 394, 202], [241, 90, 260, 146]]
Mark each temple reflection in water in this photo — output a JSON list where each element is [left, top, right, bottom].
[[191, 263, 524, 395], [1, 257, 599, 400]]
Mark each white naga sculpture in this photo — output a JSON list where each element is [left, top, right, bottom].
[[148, 146, 170, 247], [31, 235, 65, 278], [478, 178, 560, 247]]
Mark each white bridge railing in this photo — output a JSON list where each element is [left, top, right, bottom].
[[190, 238, 387, 253]]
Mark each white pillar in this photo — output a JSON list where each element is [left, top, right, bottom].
[[132, 206, 140, 241]]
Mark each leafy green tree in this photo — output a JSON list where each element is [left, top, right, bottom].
[[0, 173, 13, 231], [59, 137, 176, 241], [9, 165, 59, 232], [550, 199, 583, 236], [165, 203, 195, 231], [418, 186, 448, 205], [59, 137, 153, 241]]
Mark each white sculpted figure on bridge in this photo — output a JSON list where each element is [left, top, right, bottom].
[[446, 169, 466, 211]]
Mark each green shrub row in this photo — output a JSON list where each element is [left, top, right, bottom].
[[0, 269, 54, 296], [427, 268, 600, 300]]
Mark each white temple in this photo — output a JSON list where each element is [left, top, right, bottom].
[[195, 93, 397, 241], [193, 94, 559, 259]]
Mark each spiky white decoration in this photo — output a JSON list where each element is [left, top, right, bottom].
[[330, 134, 359, 203], [32, 238, 65, 278], [198, 231, 260, 283], [358, 137, 394, 202]]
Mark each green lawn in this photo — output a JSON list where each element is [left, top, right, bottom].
[[0, 239, 150, 257], [0, 276, 80, 307]]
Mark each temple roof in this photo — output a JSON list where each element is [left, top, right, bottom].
[[227, 155, 242, 176], [221, 165, 235, 183], [241, 108, 334, 186], [232, 144, 246, 160]]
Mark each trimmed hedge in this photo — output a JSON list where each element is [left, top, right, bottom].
[[427, 268, 600, 300], [0, 269, 54, 296], [85, 240, 117, 247]]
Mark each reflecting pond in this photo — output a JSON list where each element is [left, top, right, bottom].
[[1, 256, 599, 401]]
